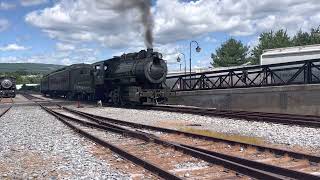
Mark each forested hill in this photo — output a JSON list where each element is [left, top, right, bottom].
[[0, 63, 65, 74]]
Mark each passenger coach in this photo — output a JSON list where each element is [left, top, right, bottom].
[[40, 64, 94, 100]]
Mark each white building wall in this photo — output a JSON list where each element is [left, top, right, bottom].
[[261, 44, 320, 65]]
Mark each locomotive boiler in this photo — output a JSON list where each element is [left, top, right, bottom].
[[0, 76, 16, 98], [93, 48, 168, 105]]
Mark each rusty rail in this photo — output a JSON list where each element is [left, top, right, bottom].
[[55, 106, 319, 179], [0, 106, 12, 118], [64, 107, 320, 163], [139, 105, 320, 128], [40, 104, 182, 180]]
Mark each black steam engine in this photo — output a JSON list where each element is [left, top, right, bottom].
[[93, 48, 168, 104], [0, 77, 16, 98], [41, 49, 169, 105]]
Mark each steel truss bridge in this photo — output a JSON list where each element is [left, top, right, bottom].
[[166, 59, 320, 91]]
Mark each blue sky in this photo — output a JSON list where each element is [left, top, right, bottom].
[[0, 0, 319, 71]]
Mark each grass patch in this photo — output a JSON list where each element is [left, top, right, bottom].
[[179, 127, 265, 145]]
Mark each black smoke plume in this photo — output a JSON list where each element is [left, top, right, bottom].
[[108, 0, 154, 49]]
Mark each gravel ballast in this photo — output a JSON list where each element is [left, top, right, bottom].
[[0, 105, 130, 179], [72, 106, 320, 150]]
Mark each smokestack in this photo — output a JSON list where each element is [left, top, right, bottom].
[[110, 0, 154, 49]]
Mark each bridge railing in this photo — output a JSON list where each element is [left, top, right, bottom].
[[165, 59, 320, 91]]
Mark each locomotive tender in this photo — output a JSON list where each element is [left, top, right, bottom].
[[0, 76, 16, 98], [41, 49, 169, 105]]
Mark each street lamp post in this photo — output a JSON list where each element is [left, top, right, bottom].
[[176, 52, 186, 76], [177, 57, 181, 71], [189, 40, 201, 85], [177, 53, 187, 90]]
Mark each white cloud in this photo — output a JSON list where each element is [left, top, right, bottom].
[[25, 0, 145, 49], [153, 0, 320, 43], [21, 0, 48, 6], [56, 42, 75, 51], [0, 50, 98, 65], [110, 43, 183, 65], [25, 0, 320, 51], [154, 43, 182, 64], [61, 57, 72, 65], [0, 2, 16, 10], [0, 44, 29, 51], [0, 56, 19, 63], [0, 19, 9, 32], [204, 36, 217, 43]]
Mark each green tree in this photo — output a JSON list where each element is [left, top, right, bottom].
[[310, 26, 320, 44], [251, 29, 292, 64], [292, 27, 320, 46], [292, 30, 311, 46], [211, 38, 249, 67]]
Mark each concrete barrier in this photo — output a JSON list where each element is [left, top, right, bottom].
[[168, 84, 320, 116]]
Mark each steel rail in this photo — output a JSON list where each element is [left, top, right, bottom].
[[52, 106, 319, 179], [0, 106, 12, 118], [24, 94, 320, 162], [40, 104, 182, 180], [181, 144, 319, 180], [140, 105, 320, 128], [24, 91, 320, 127], [210, 108, 320, 121], [22, 92, 319, 179], [143, 104, 320, 121], [63, 107, 320, 163], [20, 93, 47, 101], [165, 106, 320, 122]]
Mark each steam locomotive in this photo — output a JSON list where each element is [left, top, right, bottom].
[[40, 49, 169, 105], [0, 77, 16, 98]]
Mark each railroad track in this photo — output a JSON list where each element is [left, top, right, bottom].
[[22, 93, 320, 179], [0, 97, 13, 118], [61, 107, 320, 161], [139, 105, 320, 128], [20, 92, 320, 128], [20, 93, 47, 101], [0, 106, 12, 118], [39, 104, 319, 179]]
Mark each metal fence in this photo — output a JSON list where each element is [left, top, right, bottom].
[[165, 59, 320, 91]]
